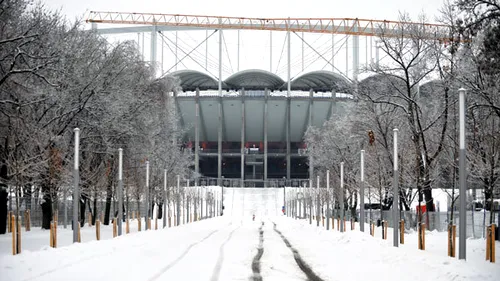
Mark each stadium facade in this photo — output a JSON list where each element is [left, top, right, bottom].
[[170, 69, 355, 187]]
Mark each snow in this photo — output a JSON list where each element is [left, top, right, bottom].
[[275, 218, 500, 281], [0, 187, 499, 281]]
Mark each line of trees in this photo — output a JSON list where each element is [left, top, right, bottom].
[[0, 0, 192, 234], [305, 0, 500, 225]]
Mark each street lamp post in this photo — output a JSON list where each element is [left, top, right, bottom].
[[340, 162, 344, 232], [316, 175, 320, 227], [326, 170, 330, 230], [303, 182, 307, 219], [458, 88, 467, 260], [163, 169, 167, 228], [177, 175, 181, 225], [360, 150, 365, 232], [145, 161, 149, 230], [73, 128, 80, 243], [118, 148, 123, 236], [393, 129, 399, 247], [309, 179, 312, 225]]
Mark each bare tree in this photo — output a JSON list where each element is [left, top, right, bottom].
[[359, 13, 451, 213]]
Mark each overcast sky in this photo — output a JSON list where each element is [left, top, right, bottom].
[[40, 0, 448, 80], [42, 0, 445, 22]]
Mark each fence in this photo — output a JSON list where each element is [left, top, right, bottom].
[[351, 209, 498, 238], [5, 186, 223, 228]]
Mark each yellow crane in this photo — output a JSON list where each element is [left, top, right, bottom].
[[86, 11, 454, 41]]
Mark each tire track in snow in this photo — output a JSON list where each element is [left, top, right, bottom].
[[148, 222, 232, 281], [209, 224, 242, 281], [23, 247, 119, 281], [251, 221, 265, 281], [23, 233, 151, 281], [272, 222, 324, 281]]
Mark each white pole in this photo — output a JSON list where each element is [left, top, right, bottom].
[[326, 170, 330, 230], [287, 19, 291, 98], [177, 175, 181, 226], [145, 161, 149, 230], [340, 162, 344, 232], [270, 31, 273, 72], [163, 169, 167, 228], [118, 148, 123, 236], [309, 179, 312, 224], [205, 29, 208, 70], [393, 129, 399, 247], [332, 32, 335, 72], [237, 30, 240, 72], [72, 128, 80, 243], [316, 175, 320, 227], [301, 32, 304, 72], [360, 150, 365, 232], [458, 88, 467, 260], [175, 31, 178, 71]]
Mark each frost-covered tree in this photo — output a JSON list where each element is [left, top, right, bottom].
[[454, 0, 500, 223], [304, 98, 362, 217], [0, 0, 192, 232], [359, 13, 452, 213]]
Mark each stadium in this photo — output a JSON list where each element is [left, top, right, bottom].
[[169, 69, 355, 187]]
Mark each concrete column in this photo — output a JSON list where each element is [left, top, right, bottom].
[[240, 89, 245, 187], [218, 97, 222, 185], [237, 30, 240, 72], [331, 33, 335, 72], [269, 31, 273, 72], [353, 20, 359, 94], [345, 36, 349, 78], [308, 90, 314, 180], [328, 90, 336, 121], [195, 89, 200, 186], [218, 22, 223, 186], [286, 97, 291, 180], [286, 23, 291, 181], [150, 24, 157, 77], [264, 89, 269, 187], [175, 31, 178, 71]]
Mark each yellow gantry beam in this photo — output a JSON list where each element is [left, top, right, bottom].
[[86, 11, 454, 41]]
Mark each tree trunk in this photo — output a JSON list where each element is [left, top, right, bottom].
[[24, 185, 32, 210], [41, 184, 52, 230], [92, 192, 97, 225], [0, 164, 7, 234], [137, 200, 140, 219], [79, 194, 86, 227], [86, 196, 93, 224], [0, 187, 7, 234], [104, 184, 112, 225], [423, 173, 435, 212], [351, 190, 358, 219], [158, 203, 163, 219], [151, 199, 155, 219]]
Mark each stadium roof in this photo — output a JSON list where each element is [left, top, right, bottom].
[[169, 69, 222, 91], [284, 70, 352, 92], [167, 69, 354, 93], [225, 69, 285, 91]]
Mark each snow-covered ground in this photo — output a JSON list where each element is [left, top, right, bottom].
[[0, 187, 499, 281]]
